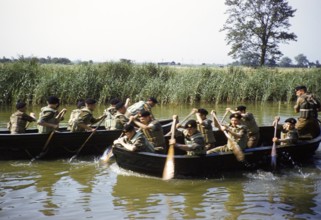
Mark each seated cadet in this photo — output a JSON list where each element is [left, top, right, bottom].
[[67, 99, 85, 131], [272, 117, 299, 145], [110, 101, 129, 130], [130, 110, 165, 153], [207, 113, 248, 154], [226, 105, 259, 148], [8, 101, 37, 134], [194, 108, 216, 150], [37, 96, 67, 134], [113, 123, 154, 152], [170, 116, 206, 156], [71, 98, 106, 132]]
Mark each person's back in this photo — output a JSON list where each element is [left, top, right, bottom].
[[8, 102, 36, 134], [71, 98, 106, 132], [37, 106, 58, 133], [110, 102, 129, 130], [67, 99, 85, 131], [104, 98, 121, 130], [37, 96, 66, 134], [294, 86, 320, 138]]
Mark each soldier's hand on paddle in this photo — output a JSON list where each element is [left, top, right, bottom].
[[169, 138, 176, 145]]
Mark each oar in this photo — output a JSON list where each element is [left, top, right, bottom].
[[30, 130, 55, 162], [220, 110, 229, 123], [69, 116, 106, 162], [164, 110, 194, 136], [211, 111, 244, 161], [30, 111, 66, 162], [100, 132, 124, 163], [271, 116, 279, 169], [162, 117, 177, 180]]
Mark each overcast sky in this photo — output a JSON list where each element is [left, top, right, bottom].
[[0, 0, 320, 64]]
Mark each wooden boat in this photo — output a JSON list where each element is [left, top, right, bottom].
[[113, 126, 321, 178], [0, 119, 172, 160]]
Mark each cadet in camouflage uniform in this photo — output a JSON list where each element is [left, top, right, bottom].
[[130, 110, 165, 153], [8, 102, 37, 134], [110, 102, 129, 130], [194, 108, 216, 150], [113, 123, 154, 152], [171, 117, 206, 156], [71, 98, 106, 132], [67, 99, 85, 131], [272, 118, 299, 145], [226, 106, 259, 148], [37, 96, 67, 134], [294, 85, 320, 138], [207, 113, 248, 154]]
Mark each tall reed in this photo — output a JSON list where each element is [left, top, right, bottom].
[[0, 60, 320, 105]]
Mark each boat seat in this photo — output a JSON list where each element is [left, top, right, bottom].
[[298, 135, 313, 140]]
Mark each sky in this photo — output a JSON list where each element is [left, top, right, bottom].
[[0, 0, 320, 64]]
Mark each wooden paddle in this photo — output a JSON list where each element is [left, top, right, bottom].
[[165, 110, 194, 136], [30, 110, 66, 162], [100, 132, 124, 163], [162, 117, 177, 180], [69, 115, 106, 162], [271, 116, 279, 169], [220, 110, 229, 123], [211, 111, 244, 161]]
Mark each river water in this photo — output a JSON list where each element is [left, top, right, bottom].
[[1, 102, 321, 219]]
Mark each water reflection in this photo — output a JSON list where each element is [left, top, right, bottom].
[[111, 168, 321, 219], [0, 159, 101, 218], [112, 174, 248, 219]]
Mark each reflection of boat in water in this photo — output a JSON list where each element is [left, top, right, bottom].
[[113, 126, 321, 178], [112, 174, 246, 219], [0, 119, 172, 160]]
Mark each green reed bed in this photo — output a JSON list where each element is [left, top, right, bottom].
[[0, 61, 320, 105]]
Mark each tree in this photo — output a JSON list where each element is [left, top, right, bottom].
[[294, 54, 309, 67], [278, 56, 292, 67], [221, 0, 297, 66]]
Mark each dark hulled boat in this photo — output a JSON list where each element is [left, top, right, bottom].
[[113, 126, 321, 178], [0, 119, 172, 160]]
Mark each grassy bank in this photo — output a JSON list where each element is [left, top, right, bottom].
[[0, 60, 320, 105]]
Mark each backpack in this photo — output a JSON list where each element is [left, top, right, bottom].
[[305, 94, 320, 110], [104, 107, 117, 130], [68, 109, 82, 131]]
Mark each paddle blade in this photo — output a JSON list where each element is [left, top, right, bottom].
[[69, 155, 77, 163], [162, 144, 175, 180], [271, 144, 277, 168], [100, 147, 113, 163]]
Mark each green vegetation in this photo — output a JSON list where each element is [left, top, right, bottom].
[[0, 60, 320, 105]]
